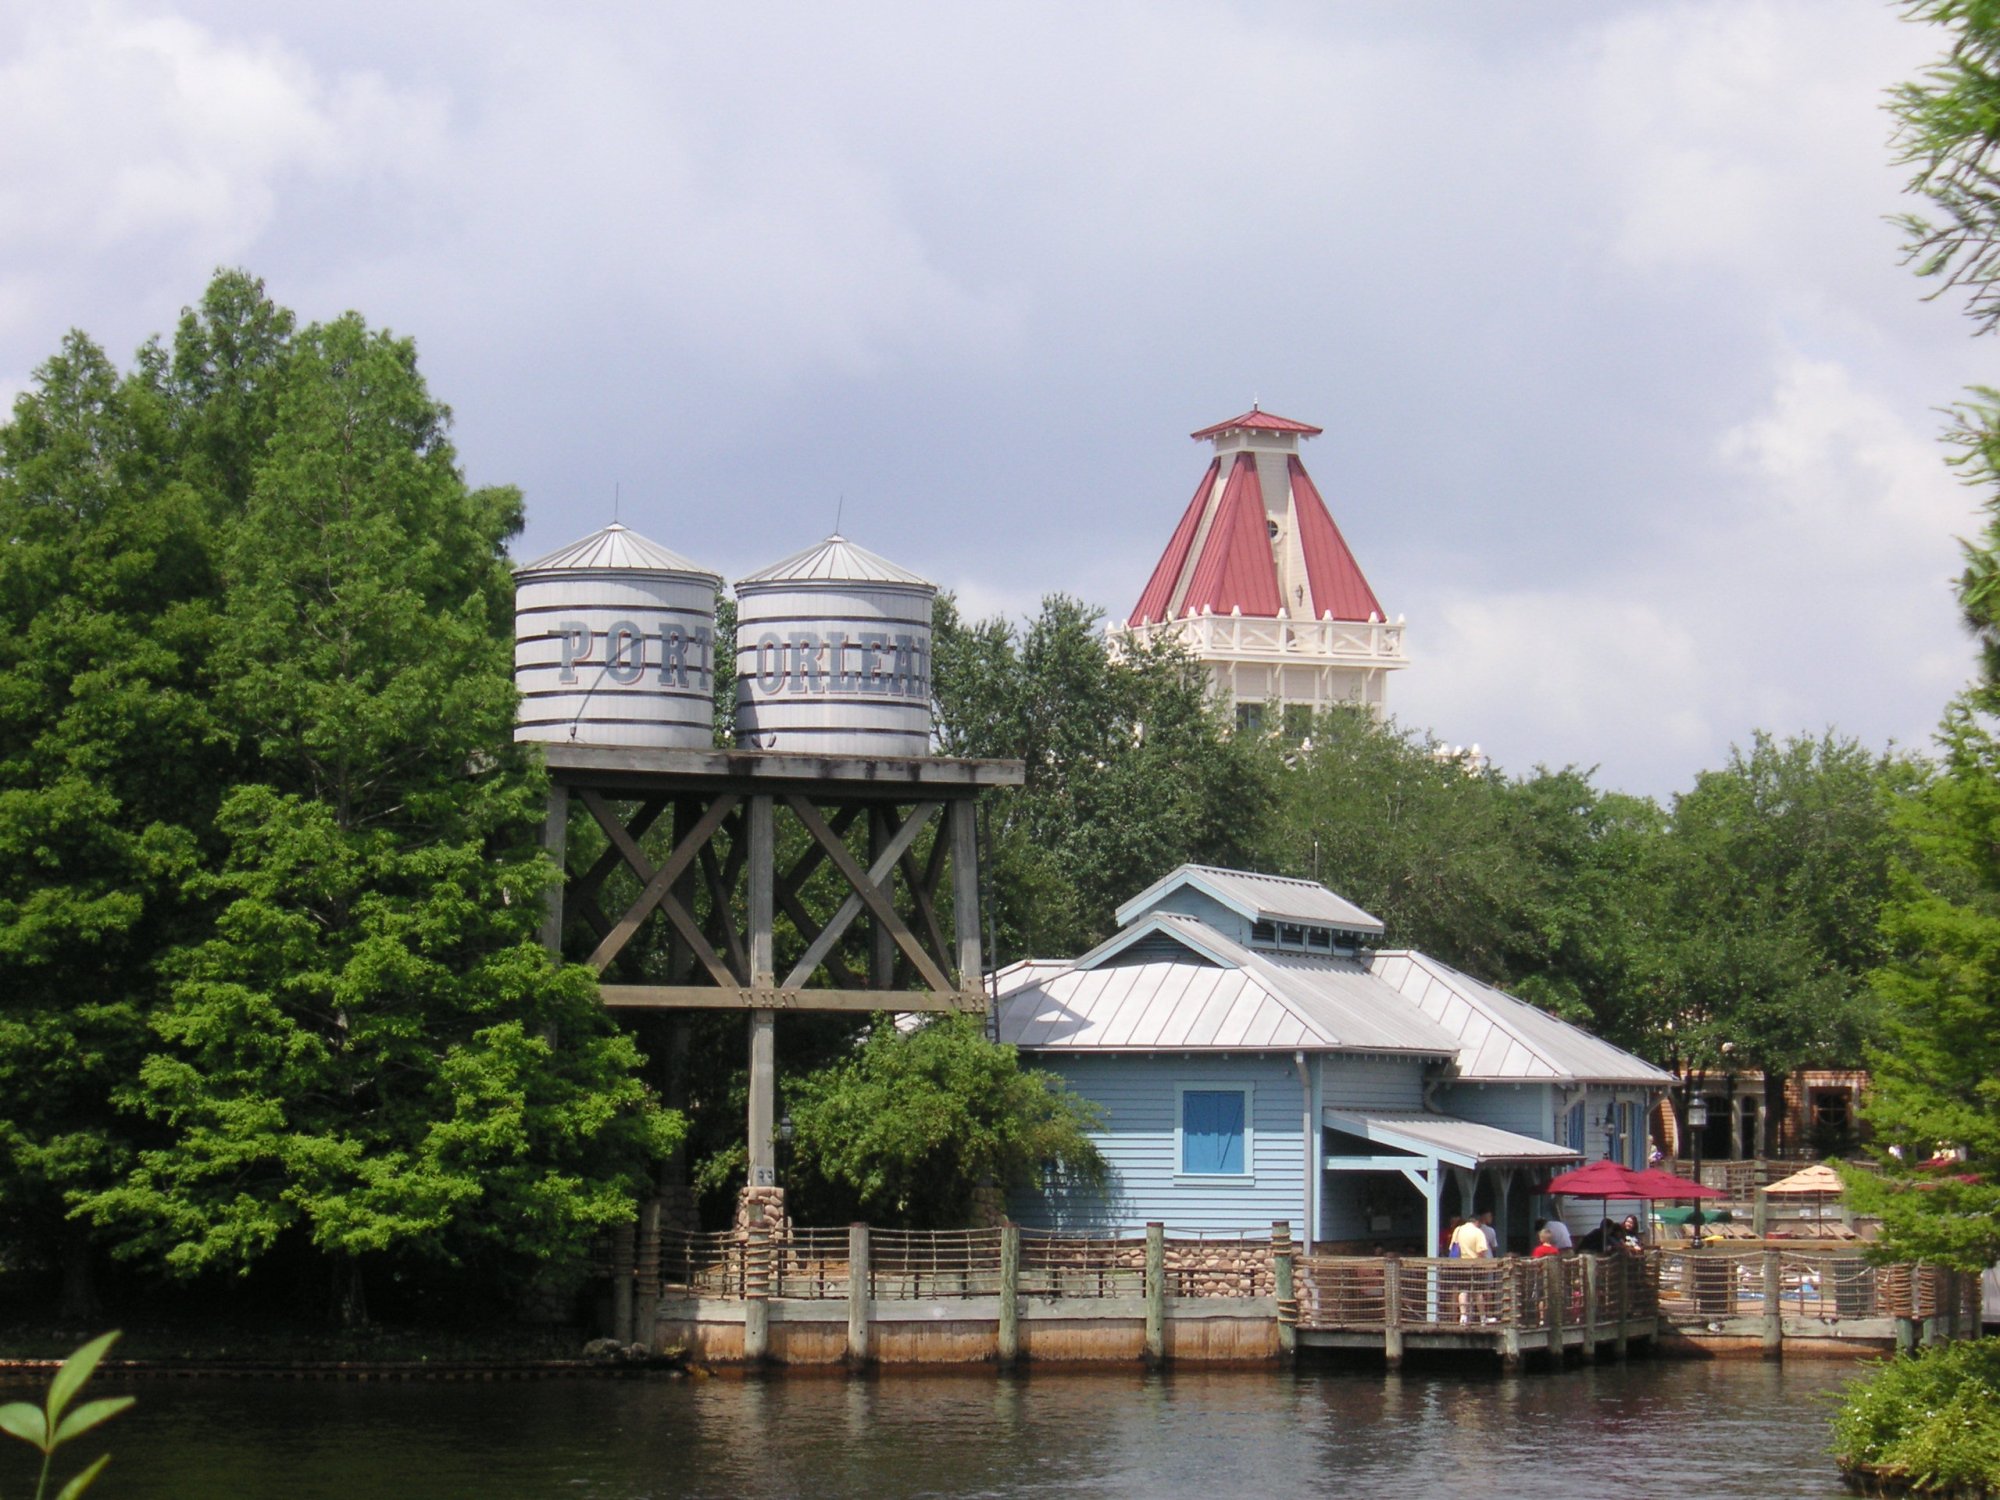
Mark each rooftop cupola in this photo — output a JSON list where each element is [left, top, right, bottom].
[[1115, 406, 1408, 727]]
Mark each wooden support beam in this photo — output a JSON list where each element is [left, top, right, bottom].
[[597, 983, 987, 1013], [748, 1008, 775, 1187], [869, 806, 895, 989], [899, 824, 952, 977], [587, 794, 739, 972], [582, 789, 740, 986], [571, 794, 668, 904], [950, 799, 983, 988], [782, 797, 948, 992], [538, 784, 569, 957]]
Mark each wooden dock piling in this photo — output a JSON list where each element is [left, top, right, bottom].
[[998, 1224, 1021, 1367], [847, 1223, 872, 1365], [1143, 1223, 1165, 1365]]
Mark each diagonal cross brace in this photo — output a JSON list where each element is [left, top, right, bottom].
[[782, 797, 951, 992], [584, 791, 740, 975]]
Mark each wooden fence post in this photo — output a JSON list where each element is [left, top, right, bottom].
[[1762, 1251, 1782, 1360], [1500, 1257, 1523, 1370], [1272, 1220, 1296, 1360], [998, 1223, 1021, 1367], [1545, 1254, 1562, 1359], [1143, 1222, 1166, 1366], [846, 1223, 872, 1366], [1581, 1255, 1600, 1362], [1611, 1253, 1629, 1360], [1383, 1258, 1404, 1369]]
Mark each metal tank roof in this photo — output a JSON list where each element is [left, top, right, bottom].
[[516, 522, 720, 580], [737, 534, 932, 589]]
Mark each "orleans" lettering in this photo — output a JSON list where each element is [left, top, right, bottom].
[[748, 631, 929, 700]]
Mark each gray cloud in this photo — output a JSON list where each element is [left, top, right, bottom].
[[0, 0, 1985, 797]]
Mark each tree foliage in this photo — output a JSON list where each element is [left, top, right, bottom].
[[1839, 1, 2000, 1271], [1847, 708, 2000, 1269], [0, 273, 676, 1321], [786, 1015, 1103, 1228], [933, 593, 1279, 960], [1658, 732, 1913, 1082]]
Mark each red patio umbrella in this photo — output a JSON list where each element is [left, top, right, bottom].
[[1629, 1167, 1725, 1201], [1544, 1160, 1655, 1198]]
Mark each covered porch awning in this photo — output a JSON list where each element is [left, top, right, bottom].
[[1322, 1109, 1582, 1172], [1321, 1109, 1582, 1255]]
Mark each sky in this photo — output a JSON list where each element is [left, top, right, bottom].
[[0, 0, 1989, 800]]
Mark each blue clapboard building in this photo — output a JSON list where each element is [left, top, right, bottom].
[[993, 866, 1671, 1253]]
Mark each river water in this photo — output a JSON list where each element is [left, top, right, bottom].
[[29, 1358, 1863, 1499]]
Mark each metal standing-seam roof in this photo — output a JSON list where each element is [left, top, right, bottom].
[[514, 521, 720, 580], [994, 914, 1459, 1057], [736, 533, 932, 590], [1368, 950, 1673, 1086], [1115, 864, 1386, 936], [1177, 455, 1281, 618], [1188, 407, 1325, 441], [1288, 457, 1385, 623]]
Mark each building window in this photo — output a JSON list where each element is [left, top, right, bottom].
[[1235, 703, 1266, 734], [1250, 920, 1276, 944], [1178, 1086, 1252, 1177]]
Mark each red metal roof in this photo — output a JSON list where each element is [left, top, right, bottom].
[[1179, 454, 1281, 618], [1130, 458, 1217, 625], [1189, 407, 1324, 441], [1289, 458, 1384, 622]]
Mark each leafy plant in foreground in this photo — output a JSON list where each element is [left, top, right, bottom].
[[1831, 1339, 2000, 1495], [0, 1332, 133, 1500]]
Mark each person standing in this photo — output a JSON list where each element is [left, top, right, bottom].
[[1451, 1213, 1493, 1323]]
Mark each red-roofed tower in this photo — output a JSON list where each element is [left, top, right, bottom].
[[1118, 406, 1407, 729]]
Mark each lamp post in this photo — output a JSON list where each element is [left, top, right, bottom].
[[778, 1110, 795, 1187], [1687, 1090, 1709, 1240]]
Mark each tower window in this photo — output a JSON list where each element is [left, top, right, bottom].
[[1267, 520, 1279, 540]]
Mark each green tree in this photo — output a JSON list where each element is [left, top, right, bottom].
[[80, 311, 676, 1320], [0, 320, 236, 1317], [1847, 707, 2000, 1269], [1258, 707, 1523, 969], [933, 593, 1279, 959], [1832, 0, 2000, 1272], [1657, 732, 1912, 1151], [786, 1015, 1103, 1227]]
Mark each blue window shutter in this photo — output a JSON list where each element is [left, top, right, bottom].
[[1183, 1090, 1245, 1174]]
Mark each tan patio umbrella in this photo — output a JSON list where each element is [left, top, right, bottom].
[[1763, 1163, 1844, 1194], [1762, 1161, 1845, 1237]]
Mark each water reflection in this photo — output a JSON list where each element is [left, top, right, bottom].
[[36, 1359, 1858, 1500]]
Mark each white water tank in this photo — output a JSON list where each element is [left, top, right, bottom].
[[514, 522, 722, 748], [733, 535, 935, 756]]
